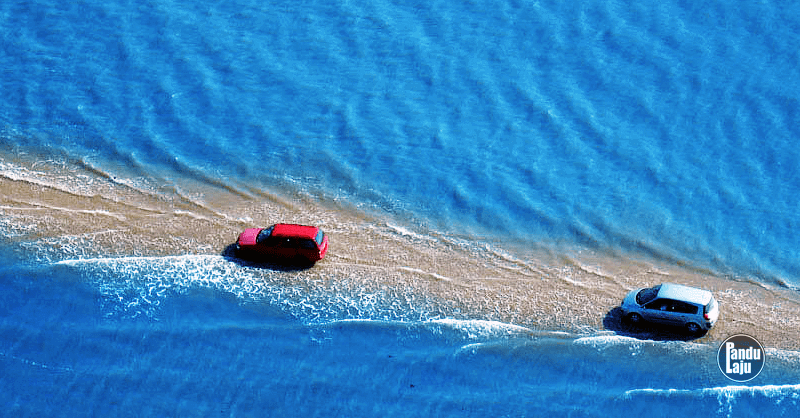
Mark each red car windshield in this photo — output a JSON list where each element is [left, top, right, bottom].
[[256, 226, 274, 244]]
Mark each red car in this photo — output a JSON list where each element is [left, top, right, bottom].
[[236, 223, 329, 264]]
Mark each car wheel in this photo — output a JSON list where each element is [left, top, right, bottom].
[[626, 313, 642, 325], [686, 322, 701, 335]]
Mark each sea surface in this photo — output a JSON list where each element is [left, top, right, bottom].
[[2, 0, 800, 416]]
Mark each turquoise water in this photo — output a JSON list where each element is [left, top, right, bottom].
[[5, 0, 799, 283], [2, 0, 800, 415]]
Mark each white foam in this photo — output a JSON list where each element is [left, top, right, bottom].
[[574, 334, 644, 346], [0, 160, 109, 199], [398, 266, 452, 281], [765, 346, 800, 362], [429, 318, 532, 339], [53, 254, 281, 318], [560, 274, 592, 289], [384, 223, 436, 242], [0, 350, 75, 374], [54, 254, 225, 266], [52, 254, 442, 323], [624, 384, 800, 399], [171, 209, 214, 221]]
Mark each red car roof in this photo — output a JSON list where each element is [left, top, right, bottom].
[[271, 223, 320, 239]]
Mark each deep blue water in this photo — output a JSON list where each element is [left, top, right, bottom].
[[3, 0, 800, 416], [3, 256, 800, 417]]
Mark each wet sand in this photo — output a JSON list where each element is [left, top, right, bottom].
[[3, 151, 800, 351]]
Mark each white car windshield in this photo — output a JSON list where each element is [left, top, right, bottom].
[[636, 285, 661, 305]]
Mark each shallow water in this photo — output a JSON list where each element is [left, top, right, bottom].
[[3, 258, 800, 417], [2, 0, 800, 415]]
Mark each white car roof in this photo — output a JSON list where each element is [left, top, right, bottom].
[[657, 283, 712, 306]]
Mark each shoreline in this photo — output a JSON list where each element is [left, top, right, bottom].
[[3, 152, 800, 352]]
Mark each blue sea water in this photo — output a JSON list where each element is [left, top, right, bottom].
[[2, 0, 800, 416]]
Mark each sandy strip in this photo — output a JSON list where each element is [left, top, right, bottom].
[[2, 152, 799, 351]]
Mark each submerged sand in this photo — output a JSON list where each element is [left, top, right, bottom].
[[2, 151, 799, 351]]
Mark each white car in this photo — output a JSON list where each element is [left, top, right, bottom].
[[621, 283, 719, 334]]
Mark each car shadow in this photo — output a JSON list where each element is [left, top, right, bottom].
[[603, 307, 707, 342], [221, 243, 316, 272]]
